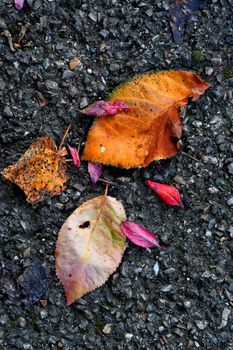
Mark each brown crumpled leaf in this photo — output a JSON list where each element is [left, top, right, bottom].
[[1, 135, 68, 203]]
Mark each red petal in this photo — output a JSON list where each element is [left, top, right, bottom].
[[68, 145, 80, 168], [146, 179, 183, 207], [121, 221, 163, 249], [14, 0, 25, 10], [83, 100, 130, 117], [88, 162, 104, 184]]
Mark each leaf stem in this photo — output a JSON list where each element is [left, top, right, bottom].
[[99, 178, 118, 186], [59, 124, 71, 151], [104, 183, 109, 197], [181, 151, 200, 163]]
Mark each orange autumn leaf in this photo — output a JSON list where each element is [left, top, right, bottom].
[[1, 135, 69, 204], [82, 70, 209, 168]]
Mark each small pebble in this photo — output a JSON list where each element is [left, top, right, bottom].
[[62, 70, 75, 80], [80, 97, 89, 109], [125, 333, 133, 340], [153, 261, 159, 276], [195, 320, 208, 330], [102, 324, 112, 334], [228, 162, 233, 175], [208, 187, 219, 194], [3, 106, 13, 117], [46, 80, 58, 91], [218, 308, 231, 329]]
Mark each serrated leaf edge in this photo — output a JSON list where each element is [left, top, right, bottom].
[[55, 195, 126, 306]]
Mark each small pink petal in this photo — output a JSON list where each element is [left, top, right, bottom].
[[88, 162, 104, 184], [14, 0, 25, 10], [146, 180, 183, 207], [82, 100, 130, 117], [68, 145, 80, 168], [121, 221, 163, 249]]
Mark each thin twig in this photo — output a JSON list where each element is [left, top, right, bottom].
[[17, 23, 28, 44], [0, 30, 15, 52], [104, 183, 109, 196], [181, 151, 200, 163], [59, 124, 71, 150], [99, 178, 118, 186]]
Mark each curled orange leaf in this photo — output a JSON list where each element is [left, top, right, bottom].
[[82, 70, 209, 168]]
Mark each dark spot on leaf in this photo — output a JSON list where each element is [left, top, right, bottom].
[[79, 221, 90, 229]]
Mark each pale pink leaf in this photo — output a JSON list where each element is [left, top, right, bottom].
[[14, 0, 25, 10], [146, 180, 183, 207], [68, 145, 80, 168], [55, 195, 126, 305], [88, 162, 104, 184], [82, 100, 130, 117], [121, 221, 163, 249]]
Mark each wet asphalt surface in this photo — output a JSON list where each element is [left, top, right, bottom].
[[0, 1, 232, 349]]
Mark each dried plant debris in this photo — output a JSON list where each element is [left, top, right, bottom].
[[17, 261, 48, 307], [169, 0, 206, 43], [0, 23, 29, 51], [0, 262, 21, 302], [1, 135, 68, 203]]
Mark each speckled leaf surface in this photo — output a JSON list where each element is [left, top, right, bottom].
[[55, 195, 126, 305], [1, 135, 68, 203], [82, 70, 209, 168]]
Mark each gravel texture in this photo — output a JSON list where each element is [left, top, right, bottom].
[[0, 1, 233, 349]]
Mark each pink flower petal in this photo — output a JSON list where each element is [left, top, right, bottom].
[[14, 0, 25, 10], [121, 221, 163, 249], [68, 145, 80, 168], [88, 162, 104, 184], [146, 180, 183, 207], [82, 100, 130, 117]]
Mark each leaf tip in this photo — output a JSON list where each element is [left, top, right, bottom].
[[146, 179, 183, 207], [88, 162, 104, 184], [68, 144, 81, 168]]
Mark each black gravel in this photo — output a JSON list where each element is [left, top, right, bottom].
[[0, 1, 233, 349]]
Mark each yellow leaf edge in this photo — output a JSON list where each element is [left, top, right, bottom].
[[108, 69, 209, 100]]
